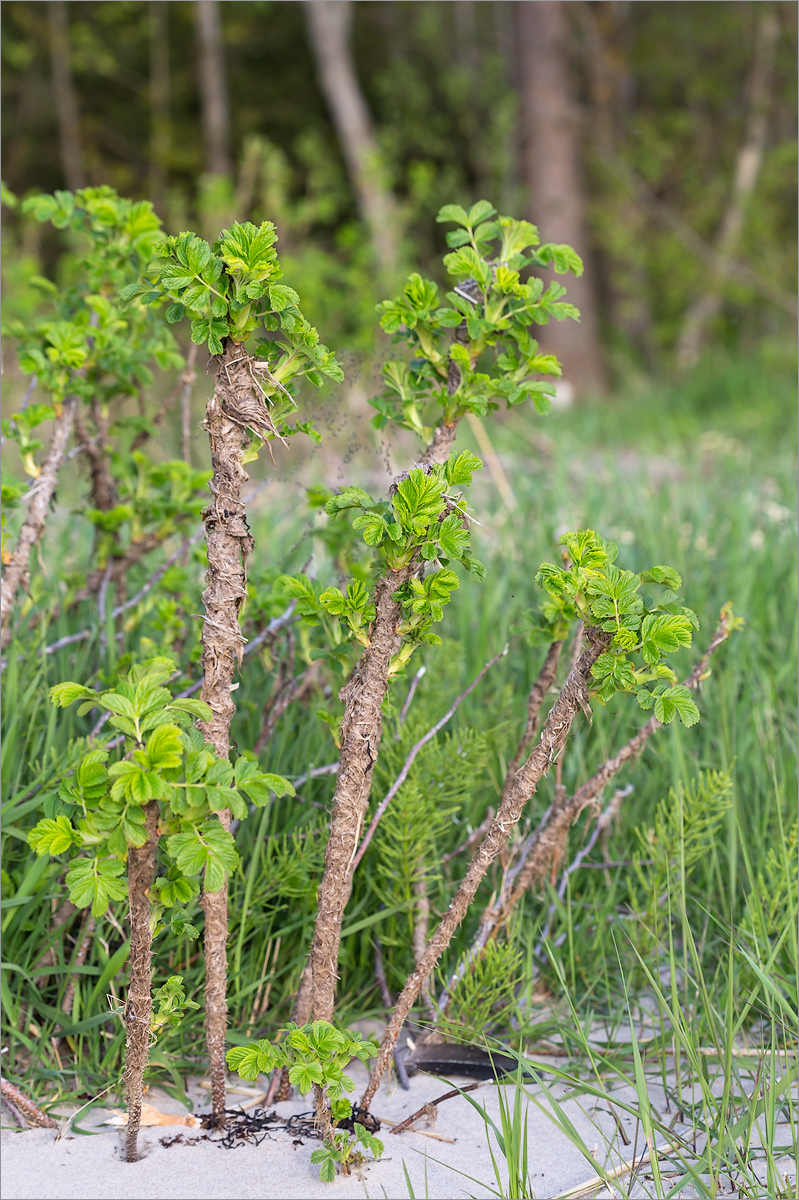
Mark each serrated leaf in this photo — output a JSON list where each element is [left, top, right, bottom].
[[145, 723, 183, 770], [437, 512, 470, 559], [445, 450, 482, 487], [50, 681, 95, 708], [27, 816, 78, 857], [639, 613, 694, 665], [351, 511, 388, 546], [325, 486, 374, 515], [168, 698, 213, 721], [640, 565, 683, 591], [436, 203, 470, 226]]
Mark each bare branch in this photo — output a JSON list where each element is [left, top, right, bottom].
[[1, 396, 77, 650]]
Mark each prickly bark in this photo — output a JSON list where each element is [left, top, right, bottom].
[[450, 611, 736, 998], [308, 563, 417, 1023], [124, 800, 159, 1163], [501, 640, 563, 804], [0, 1078, 58, 1129], [1, 396, 76, 650], [303, 305, 473, 1028], [361, 628, 611, 1109], [198, 340, 258, 1122]]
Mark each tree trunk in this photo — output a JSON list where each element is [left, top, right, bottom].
[[517, 0, 605, 398], [195, 0, 232, 178], [149, 0, 171, 215], [198, 341, 256, 1122], [47, 0, 85, 191], [124, 801, 159, 1163], [676, 5, 779, 370], [1, 397, 77, 650], [304, 0, 398, 279]]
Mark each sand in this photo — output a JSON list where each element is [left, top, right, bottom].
[[1, 1059, 793, 1200]]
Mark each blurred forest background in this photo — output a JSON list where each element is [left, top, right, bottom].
[[2, 0, 797, 395]]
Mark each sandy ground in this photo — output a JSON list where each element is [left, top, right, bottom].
[[1, 1059, 794, 1200]]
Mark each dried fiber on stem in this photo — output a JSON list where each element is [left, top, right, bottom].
[[124, 800, 159, 1163], [506, 610, 734, 907], [307, 560, 418, 1023], [360, 627, 612, 1109], [351, 644, 507, 874]]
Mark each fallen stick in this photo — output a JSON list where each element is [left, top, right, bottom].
[[390, 1081, 487, 1135], [378, 1117, 456, 1143]]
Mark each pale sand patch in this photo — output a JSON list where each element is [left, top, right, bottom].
[[0, 1059, 791, 1199]]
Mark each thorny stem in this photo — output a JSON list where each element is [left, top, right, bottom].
[[505, 610, 733, 907], [0, 1078, 58, 1129], [350, 645, 508, 875], [444, 610, 735, 1008], [300, 282, 476, 1033], [360, 628, 612, 1109], [501, 639, 563, 804], [0, 396, 77, 650], [124, 800, 159, 1163], [198, 339, 263, 1123]]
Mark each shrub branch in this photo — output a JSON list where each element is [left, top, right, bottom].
[[360, 627, 611, 1108]]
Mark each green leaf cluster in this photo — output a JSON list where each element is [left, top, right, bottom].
[[3, 187, 182, 483], [227, 1020, 382, 1181], [311, 453, 485, 673], [122, 221, 343, 446], [149, 974, 200, 1036], [29, 657, 293, 918], [371, 200, 582, 439], [535, 530, 702, 723]]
